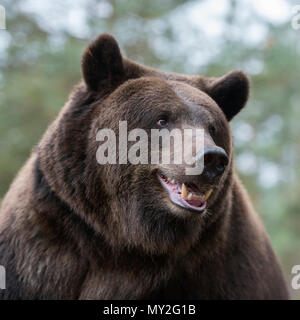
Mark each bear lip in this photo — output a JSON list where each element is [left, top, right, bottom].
[[157, 172, 213, 213]]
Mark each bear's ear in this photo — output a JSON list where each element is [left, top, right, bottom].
[[81, 33, 124, 91], [203, 71, 250, 121]]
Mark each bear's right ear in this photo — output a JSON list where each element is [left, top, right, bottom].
[[201, 71, 250, 121], [81, 33, 124, 92]]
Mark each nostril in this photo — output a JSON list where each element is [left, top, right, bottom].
[[215, 155, 228, 173], [204, 153, 214, 166]]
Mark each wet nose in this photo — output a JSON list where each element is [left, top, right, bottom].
[[196, 146, 229, 180]]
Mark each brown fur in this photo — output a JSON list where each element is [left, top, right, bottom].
[[0, 33, 289, 299]]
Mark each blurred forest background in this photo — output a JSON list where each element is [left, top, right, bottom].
[[0, 0, 299, 298]]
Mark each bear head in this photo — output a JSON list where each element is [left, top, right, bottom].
[[39, 33, 249, 255]]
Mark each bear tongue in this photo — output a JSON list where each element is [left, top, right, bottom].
[[185, 197, 204, 207], [179, 184, 204, 207]]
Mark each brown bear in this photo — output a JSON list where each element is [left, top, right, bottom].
[[0, 33, 289, 299]]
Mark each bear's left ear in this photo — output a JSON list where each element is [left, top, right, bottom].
[[203, 71, 250, 121], [81, 33, 124, 92]]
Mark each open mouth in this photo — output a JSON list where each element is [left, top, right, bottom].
[[157, 173, 213, 212]]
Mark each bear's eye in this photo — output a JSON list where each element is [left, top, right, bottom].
[[157, 117, 169, 127]]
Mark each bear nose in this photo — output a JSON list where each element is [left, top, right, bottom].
[[195, 146, 229, 180]]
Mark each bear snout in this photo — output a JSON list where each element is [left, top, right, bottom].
[[195, 146, 229, 182]]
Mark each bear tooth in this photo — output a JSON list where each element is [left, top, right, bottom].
[[181, 183, 188, 199], [187, 193, 192, 200], [204, 189, 213, 200], [171, 179, 175, 184], [192, 194, 202, 200]]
